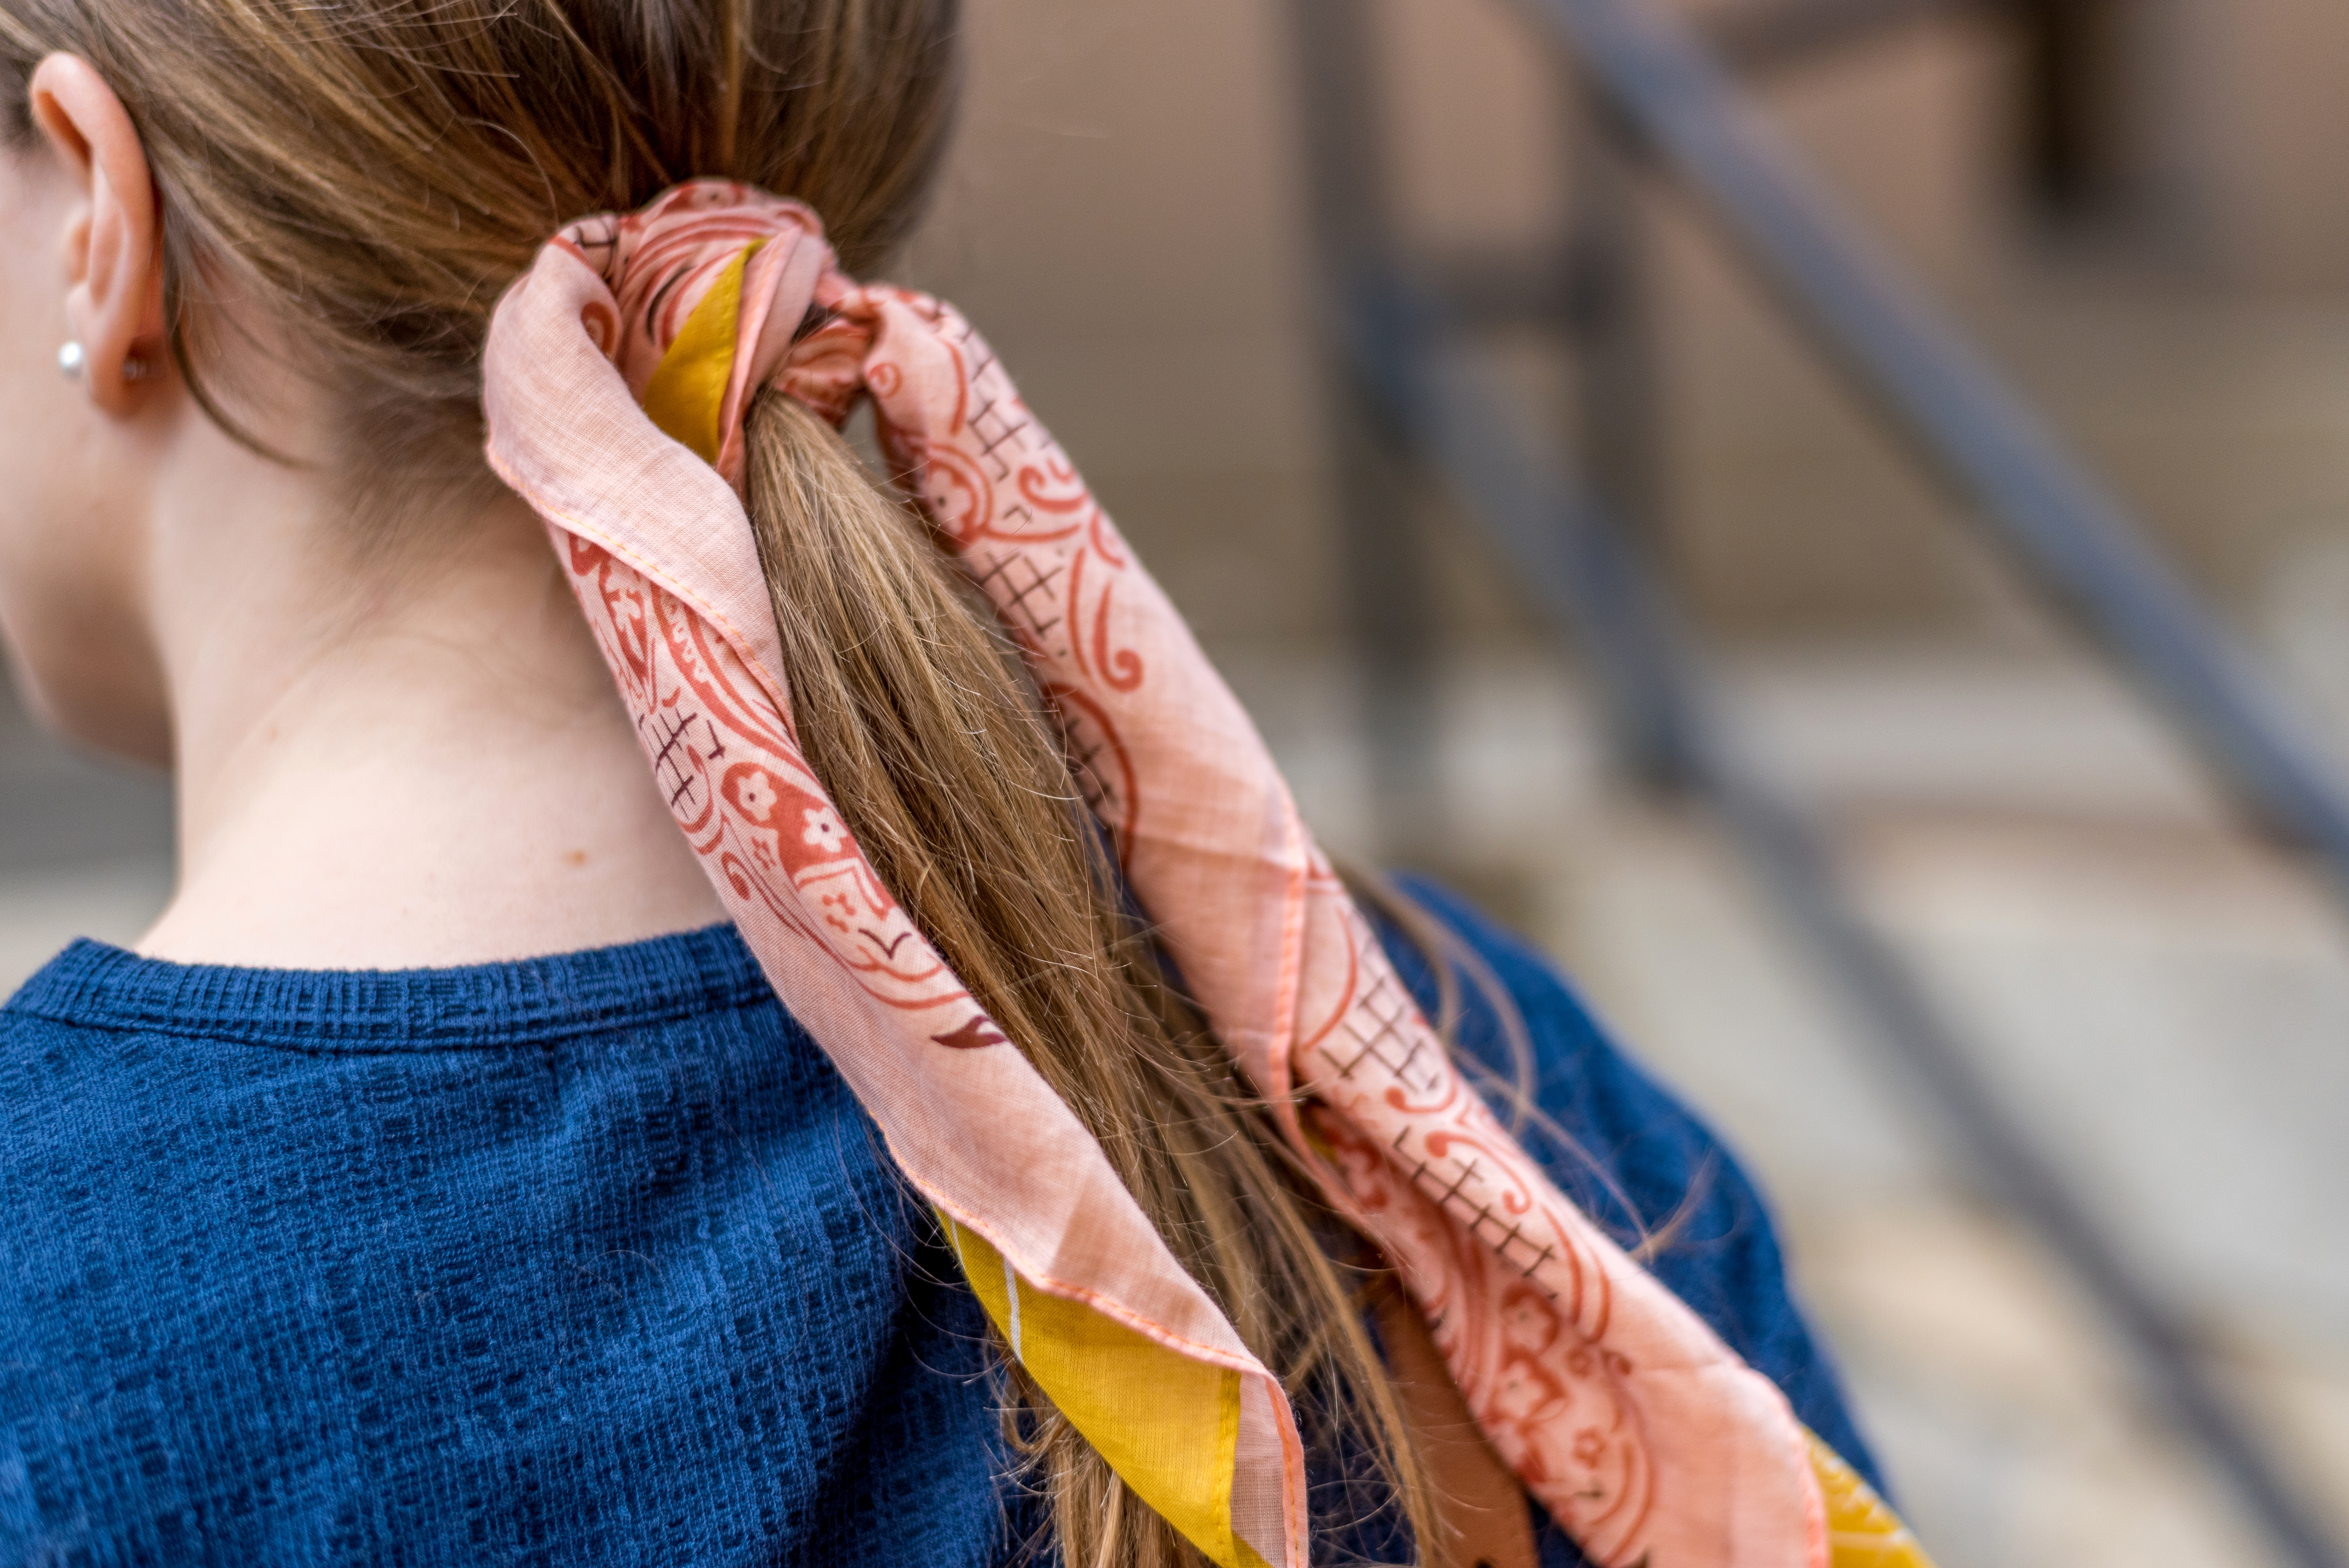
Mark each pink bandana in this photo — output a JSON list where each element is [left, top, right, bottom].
[[481, 180, 1928, 1568]]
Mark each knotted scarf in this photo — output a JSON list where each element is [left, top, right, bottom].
[[481, 180, 1930, 1568]]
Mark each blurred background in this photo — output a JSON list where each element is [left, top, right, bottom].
[[5, 0, 2346, 1563]]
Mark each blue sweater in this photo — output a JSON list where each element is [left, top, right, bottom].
[[0, 886, 1876, 1565]]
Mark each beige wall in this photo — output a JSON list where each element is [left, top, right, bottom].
[[898, 0, 2349, 647], [2133, 0, 2349, 289]]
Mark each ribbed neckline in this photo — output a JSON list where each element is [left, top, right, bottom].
[[2, 923, 773, 1053]]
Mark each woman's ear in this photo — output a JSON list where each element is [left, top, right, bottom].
[[28, 53, 164, 417]]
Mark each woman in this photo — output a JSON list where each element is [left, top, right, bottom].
[[0, 1, 1908, 1563]]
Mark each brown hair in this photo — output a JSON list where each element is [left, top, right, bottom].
[[0, 1, 1456, 1560]]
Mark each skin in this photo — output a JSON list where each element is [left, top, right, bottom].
[[0, 53, 724, 967]]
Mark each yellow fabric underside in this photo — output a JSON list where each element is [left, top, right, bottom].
[[1812, 1430, 1939, 1568], [943, 1215, 1267, 1568], [942, 1212, 1930, 1568], [642, 244, 758, 463]]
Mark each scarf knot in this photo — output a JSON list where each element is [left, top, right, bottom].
[[555, 179, 861, 486]]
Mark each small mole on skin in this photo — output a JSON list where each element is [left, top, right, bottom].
[[561, 850, 589, 868]]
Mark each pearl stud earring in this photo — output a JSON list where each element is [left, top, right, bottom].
[[57, 341, 155, 383]]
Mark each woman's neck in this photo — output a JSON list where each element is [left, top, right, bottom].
[[137, 475, 725, 969]]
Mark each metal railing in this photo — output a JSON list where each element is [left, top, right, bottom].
[[1285, 2, 2349, 1566]]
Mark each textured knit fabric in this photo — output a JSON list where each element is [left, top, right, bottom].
[[0, 892, 1874, 1566], [0, 925, 1015, 1567]]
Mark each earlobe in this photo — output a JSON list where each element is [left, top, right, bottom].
[[28, 53, 165, 416]]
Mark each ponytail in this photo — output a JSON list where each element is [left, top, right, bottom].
[[741, 389, 1440, 1564]]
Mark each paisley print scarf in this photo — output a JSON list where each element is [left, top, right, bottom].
[[481, 180, 1930, 1568]]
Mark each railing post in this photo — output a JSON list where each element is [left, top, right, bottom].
[[1565, 87, 1691, 789], [1287, 0, 1445, 856]]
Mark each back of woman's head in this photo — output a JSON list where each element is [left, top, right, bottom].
[[0, 3, 1451, 1561], [0, 0, 958, 485]]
